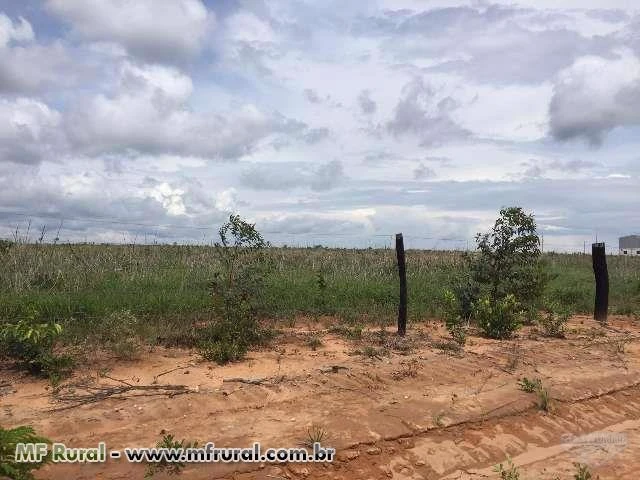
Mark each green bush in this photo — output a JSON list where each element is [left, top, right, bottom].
[[199, 339, 245, 365], [473, 294, 521, 339], [0, 425, 51, 480], [0, 312, 73, 383]]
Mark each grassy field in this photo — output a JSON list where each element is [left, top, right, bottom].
[[1, 242, 639, 346]]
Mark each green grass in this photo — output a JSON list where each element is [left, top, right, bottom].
[[1, 244, 639, 349]]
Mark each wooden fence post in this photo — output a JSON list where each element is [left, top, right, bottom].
[[396, 233, 407, 336], [592, 242, 609, 323]]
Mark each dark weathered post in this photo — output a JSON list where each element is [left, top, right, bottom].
[[592, 242, 609, 323], [396, 233, 407, 336]]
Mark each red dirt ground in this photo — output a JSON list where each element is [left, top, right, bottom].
[[2, 315, 640, 479]]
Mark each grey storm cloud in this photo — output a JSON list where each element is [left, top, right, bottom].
[[386, 78, 470, 146], [0, 97, 65, 164], [549, 52, 640, 145], [240, 160, 344, 191]]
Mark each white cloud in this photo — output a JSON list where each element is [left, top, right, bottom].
[[0, 14, 34, 47], [0, 15, 71, 93], [64, 61, 304, 159], [47, 0, 213, 63], [143, 182, 186, 216]]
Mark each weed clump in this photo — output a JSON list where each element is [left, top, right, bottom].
[[145, 434, 198, 478], [494, 456, 520, 480], [518, 377, 552, 412]]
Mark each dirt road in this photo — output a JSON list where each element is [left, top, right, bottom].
[[2, 315, 640, 479]]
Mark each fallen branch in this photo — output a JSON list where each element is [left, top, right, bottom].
[[152, 366, 190, 384], [319, 365, 349, 373], [223, 377, 267, 385], [50, 379, 194, 412]]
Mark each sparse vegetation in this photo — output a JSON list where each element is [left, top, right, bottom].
[[0, 208, 639, 373], [145, 434, 199, 478], [539, 301, 571, 338], [574, 463, 597, 480], [494, 456, 520, 480], [305, 334, 323, 351], [518, 377, 552, 412], [518, 377, 542, 393], [442, 289, 467, 345], [304, 424, 327, 448], [391, 358, 421, 380]]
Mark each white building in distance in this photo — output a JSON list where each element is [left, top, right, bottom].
[[619, 235, 640, 255]]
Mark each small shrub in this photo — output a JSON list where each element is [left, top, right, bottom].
[[539, 301, 571, 338], [145, 434, 198, 478], [100, 310, 143, 360], [494, 456, 520, 480], [314, 271, 328, 312], [328, 323, 363, 340], [199, 340, 245, 365], [304, 424, 327, 448], [361, 345, 382, 359], [474, 294, 521, 339], [306, 335, 323, 351], [442, 289, 467, 345], [0, 313, 73, 383], [0, 425, 51, 480], [536, 385, 551, 412], [574, 463, 597, 480], [433, 413, 445, 427], [517, 377, 542, 393], [391, 358, 420, 380], [518, 377, 552, 412], [452, 207, 546, 338]]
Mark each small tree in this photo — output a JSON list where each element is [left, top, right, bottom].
[[445, 207, 546, 339], [200, 214, 271, 364], [473, 207, 543, 302]]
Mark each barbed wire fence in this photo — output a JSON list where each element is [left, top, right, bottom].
[[0, 210, 629, 254]]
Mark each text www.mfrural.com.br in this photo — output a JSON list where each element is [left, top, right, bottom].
[[15, 442, 335, 464]]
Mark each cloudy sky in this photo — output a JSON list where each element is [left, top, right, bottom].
[[1, 0, 639, 250]]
